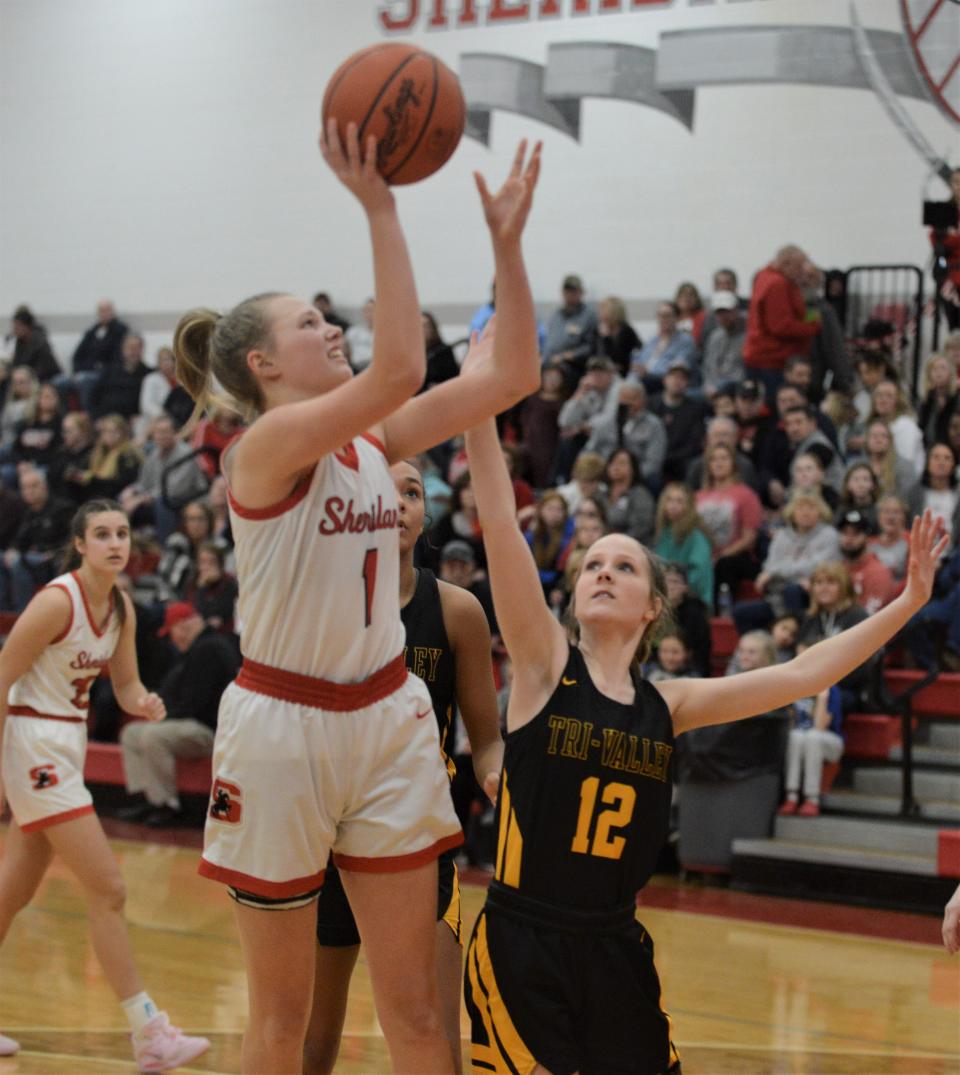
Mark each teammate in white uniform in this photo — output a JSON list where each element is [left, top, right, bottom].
[[0, 499, 210, 1072], [172, 121, 542, 1074]]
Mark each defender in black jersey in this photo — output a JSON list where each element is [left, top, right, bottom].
[[462, 415, 946, 1075], [305, 461, 503, 1075]]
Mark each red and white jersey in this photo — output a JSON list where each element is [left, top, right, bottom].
[[227, 433, 405, 683], [8, 571, 121, 719]]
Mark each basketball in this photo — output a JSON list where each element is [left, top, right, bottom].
[[322, 43, 466, 186]]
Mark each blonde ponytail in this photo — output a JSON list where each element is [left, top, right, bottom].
[[173, 292, 283, 426]]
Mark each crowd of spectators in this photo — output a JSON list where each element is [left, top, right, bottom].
[[4, 248, 958, 842]]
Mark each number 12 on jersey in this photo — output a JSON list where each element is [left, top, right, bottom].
[[571, 777, 636, 860], [361, 548, 378, 628]]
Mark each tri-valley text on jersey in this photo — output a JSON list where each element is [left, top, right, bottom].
[[378, 0, 771, 33], [547, 715, 672, 782]]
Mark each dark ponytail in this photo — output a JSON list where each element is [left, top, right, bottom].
[[60, 499, 129, 625]]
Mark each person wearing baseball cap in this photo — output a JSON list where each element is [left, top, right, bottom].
[[557, 356, 624, 475], [650, 357, 707, 483], [543, 274, 599, 388], [118, 601, 240, 827], [701, 290, 746, 398], [837, 509, 896, 614]]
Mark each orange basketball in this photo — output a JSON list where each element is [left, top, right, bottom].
[[322, 43, 466, 186]]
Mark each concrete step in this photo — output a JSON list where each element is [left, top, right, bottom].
[[928, 723, 960, 751], [888, 744, 960, 767], [773, 814, 940, 855], [822, 789, 960, 824], [732, 837, 938, 876], [852, 767, 960, 802]]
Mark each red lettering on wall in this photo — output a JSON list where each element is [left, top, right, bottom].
[[490, 0, 531, 19], [457, 0, 479, 25], [379, 0, 418, 31], [600, 0, 624, 9], [428, 0, 447, 26], [539, 0, 561, 15]]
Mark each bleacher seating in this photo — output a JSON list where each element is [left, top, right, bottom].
[[84, 741, 212, 797]]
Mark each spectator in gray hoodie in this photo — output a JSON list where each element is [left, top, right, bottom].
[[733, 491, 840, 632], [585, 380, 667, 492]]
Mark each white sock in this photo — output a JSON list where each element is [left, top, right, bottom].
[[121, 992, 160, 1034]]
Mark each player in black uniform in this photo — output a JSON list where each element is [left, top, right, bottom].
[[462, 410, 947, 1075], [304, 459, 503, 1075]]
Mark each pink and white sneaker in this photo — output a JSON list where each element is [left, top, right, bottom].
[[132, 1013, 209, 1073], [0, 1031, 19, 1056]]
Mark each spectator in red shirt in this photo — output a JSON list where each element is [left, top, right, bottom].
[[744, 244, 821, 399], [837, 509, 896, 614], [191, 406, 244, 479]]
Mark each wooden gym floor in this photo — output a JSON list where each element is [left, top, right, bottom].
[[0, 825, 957, 1074]]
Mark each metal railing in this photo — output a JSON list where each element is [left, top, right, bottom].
[[888, 666, 941, 819]]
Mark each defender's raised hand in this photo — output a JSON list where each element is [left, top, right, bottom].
[[904, 509, 951, 608], [474, 139, 542, 245]]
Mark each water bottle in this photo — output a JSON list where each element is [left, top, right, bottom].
[[717, 582, 733, 617]]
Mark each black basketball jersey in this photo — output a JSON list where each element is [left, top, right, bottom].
[[493, 645, 675, 911], [401, 568, 456, 771]]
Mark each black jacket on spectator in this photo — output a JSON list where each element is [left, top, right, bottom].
[[13, 330, 60, 382], [672, 594, 711, 677], [14, 496, 74, 554], [649, 394, 708, 483], [798, 605, 872, 693], [85, 447, 142, 502], [91, 361, 150, 419], [72, 318, 129, 373], [188, 574, 239, 633], [164, 385, 196, 430], [598, 323, 641, 378], [160, 627, 240, 731], [420, 343, 459, 393], [0, 488, 26, 549], [12, 415, 62, 469], [48, 443, 94, 505]]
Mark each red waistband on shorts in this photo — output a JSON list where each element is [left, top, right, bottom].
[[9, 705, 86, 724], [235, 653, 408, 712]]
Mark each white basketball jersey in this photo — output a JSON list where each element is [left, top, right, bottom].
[[228, 433, 405, 683], [9, 572, 122, 718]]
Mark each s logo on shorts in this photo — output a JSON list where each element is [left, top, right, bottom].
[[30, 764, 59, 791], [209, 778, 243, 824]]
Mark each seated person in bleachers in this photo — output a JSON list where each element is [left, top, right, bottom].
[[8, 305, 60, 383], [899, 544, 960, 671], [557, 356, 623, 454], [777, 681, 844, 818], [77, 413, 143, 501], [851, 419, 917, 500], [664, 562, 711, 677], [0, 466, 73, 611], [157, 499, 225, 600], [584, 381, 667, 492], [821, 389, 860, 458], [685, 415, 761, 494], [867, 379, 925, 478], [834, 462, 879, 532], [700, 290, 745, 399], [206, 474, 234, 552], [596, 296, 640, 377], [837, 510, 896, 614], [918, 352, 958, 449], [851, 348, 898, 425], [599, 447, 655, 545], [426, 470, 485, 571], [733, 379, 776, 473], [120, 414, 208, 541], [510, 363, 566, 490], [90, 332, 150, 420], [761, 401, 843, 507], [771, 613, 800, 663], [644, 631, 691, 683], [796, 561, 876, 711], [0, 366, 39, 451], [524, 491, 574, 597], [185, 542, 237, 634], [6, 383, 62, 487], [552, 498, 607, 613], [0, 476, 25, 555], [555, 450, 606, 514], [695, 443, 764, 609], [653, 482, 713, 606], [437, 539, 497, 635], [118, 603, 240, 826], [58, 299, 127, 411], [787, 450, 839, 514], [47, 411, 95, 506], [190, 405, 244, 480], [649, 360, 707, 484], [869, 495, 910, 580], [732, 491, 839, 633], [628, 300, 697, 394], [137, 347, 190, 436], [906, 443, 960, 541]]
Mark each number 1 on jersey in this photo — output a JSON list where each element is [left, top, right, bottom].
[[362, 548, 378, 628], [571, 777, 637, 860]]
